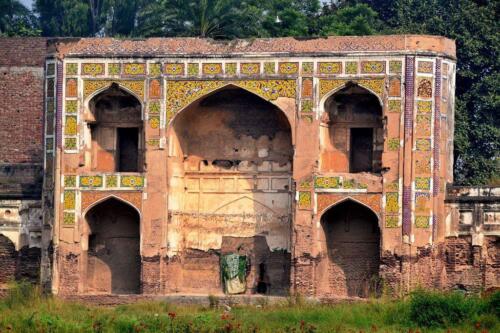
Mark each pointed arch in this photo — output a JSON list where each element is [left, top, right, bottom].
[[84, 82, 145, 114], [83, 194, 142, 219], [319, 80, 384, 115], [320, 196, 380, 223], [166, 82, 294, 135]]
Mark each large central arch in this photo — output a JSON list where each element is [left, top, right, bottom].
[[316, 199, 381, 298], [166, 86, 293, 295]]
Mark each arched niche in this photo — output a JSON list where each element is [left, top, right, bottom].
[[84, 83, 144, 172], [166, 85, 293, 295], [316, 199, 381, 298], [320, 83, 384, 174], [83, 197, 141, 294]]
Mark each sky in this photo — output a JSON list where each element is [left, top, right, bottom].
[[20, 0, 33, 10]]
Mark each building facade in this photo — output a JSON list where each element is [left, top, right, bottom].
[[0, 36, 498, 298]]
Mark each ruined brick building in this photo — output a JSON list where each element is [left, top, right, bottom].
[[0, 36, 498, 298]]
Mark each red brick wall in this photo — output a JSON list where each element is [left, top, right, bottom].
[[0, 38, 48, 164]]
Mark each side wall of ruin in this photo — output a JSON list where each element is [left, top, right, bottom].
[[0, 38, 47, 288]]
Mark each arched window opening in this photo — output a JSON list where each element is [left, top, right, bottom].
[[87, 84, 143, 172], [318, 200, 381, 298], [321, 84, 383, 173], [84, 198, 140, 294]]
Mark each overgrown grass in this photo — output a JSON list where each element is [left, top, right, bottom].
[[0, 282, 498, 332]]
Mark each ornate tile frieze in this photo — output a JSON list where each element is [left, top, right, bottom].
[[318, 62, 342, 74], [361, 61, 385, 74], [319, 78, 384, 99], [83, 80, 145, 100], [165, 80, 296, 121]]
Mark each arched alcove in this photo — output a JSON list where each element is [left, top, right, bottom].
[[0, 234, 16, 285], [84, 198, 140, 294], [317, 200, 381, 298], [166, 86, 293, 295], [320, 83, 383, 173], [85, 83, 143, 172]]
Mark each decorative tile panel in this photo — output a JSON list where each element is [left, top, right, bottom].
[[149, 79, 161, 99], [301, 100, 313, 113], [80, 175, 103, 188], [63, 212, 75, 225], [225, 63, 236, 75], [149, 116, 160, 129], [278, 62, 299, 75], [415, 216, 430, 228], [418, 61, 433, 73], [315, 176, 340, 189], [240, 63, 260, 75], [386, 215, 399, 228], [415, 156, 431, 174], [83, 80, 145, 100], [105, 175, 118, 188], [202, 63, 223, 75], [165, 80, 296, 118], [65, 78, 77, 97], [82, 63, 104, 76], [416, 114, 432, 136], [149, 101, 161, 114], [264, 62, 275, 75], [361, 61, 385, 74], [319, 78, 384, 99], [415, 177, 431, 190], [387, 138, 400, 151], [66, 63, 78, 75], [64, 175, 77, 188], [123, 63, 146, 75], [65, 100, 77, 114], [417, 78, 433, 98], [302, 62, 313, 75], [417, 101, 432, 113], [63, 191, 76, 210], [389, 60, 402, 74], [108, 63, 121, 75], [298, 191, 312, 210], [385, 192, 399, 214], [149, 63, 162, 76], [345, 62, 358, 74], [164, 63, 184, 75], [64, 137, 77, 150], [388, 100, 401, 113], [187, 63, 199, 75], [416, 138, 431, 151], [318, 62, 341, 74], [317, 194, 381, 215], [121, 175, 144, 188], [64, 116, 77, 135]]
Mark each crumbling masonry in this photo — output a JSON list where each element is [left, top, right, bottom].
[[0, 36, 498, 298]]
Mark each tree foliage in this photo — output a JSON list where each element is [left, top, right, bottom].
[[0, 0, 40, 36], [357, 0, 499, 184]]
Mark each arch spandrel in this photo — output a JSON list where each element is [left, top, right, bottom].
[[319, 78, 385, 107], [83, 80, 146, 101], [81, 191, 142, 216], [317, 194, 382, 218], [165, 79, 297, 124]]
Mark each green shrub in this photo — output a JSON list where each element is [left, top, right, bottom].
[[485, 290, 500, 317], [409, 289, 482, 327], [4, 280, 41, 308]]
